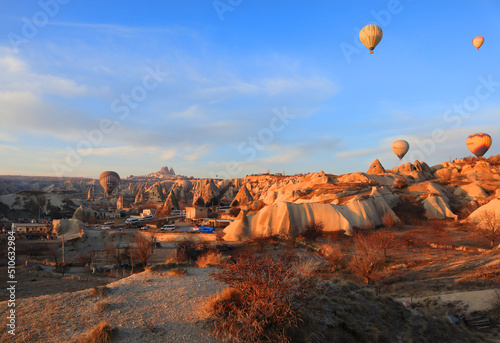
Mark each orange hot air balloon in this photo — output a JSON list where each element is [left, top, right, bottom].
[[359, 24, 383, 54], [392, 140, 409, 160], [466, 133, 492, 157], [472, 36, 484, 50], [99, 171, 120, 196]]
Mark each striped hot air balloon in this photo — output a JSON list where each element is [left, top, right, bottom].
[[359, 24, 383, 54], [392, 140, 409, 160], [472, 36, 484, 50], [99, 171, 120, 196], [466, 133, 492, 157]]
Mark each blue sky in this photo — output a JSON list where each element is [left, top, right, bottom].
[[0, 0, 499, 179]]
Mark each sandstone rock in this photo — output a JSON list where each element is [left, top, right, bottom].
[[231, 185, 254, 207], [367, 159, 385, 175], [453, 182, 489, 199], [423, 195, 457, 220]]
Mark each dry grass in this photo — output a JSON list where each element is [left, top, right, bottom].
[[84, 321, 116, 343], [168, 268, 188, 276], [196, 250, 224, 268], [90, 286, 110, 297], [94, 301, 110, 313], [206, 254, 314, 342]]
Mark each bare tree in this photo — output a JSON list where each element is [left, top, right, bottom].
[[104, 243, 127, 267], [470, 210, 500, 248], [349, 234, 384, 284], [133, 234, 156, 266], [372, 228, 396, 258]]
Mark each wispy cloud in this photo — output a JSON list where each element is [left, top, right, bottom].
[[0, 53, 88, 97]]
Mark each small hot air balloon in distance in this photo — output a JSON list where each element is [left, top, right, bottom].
[[472, 36, 484, 50], [99, 171, 120, 197], [359, 24, 383, 54], [392, 140, 409, 160], [466, 132, 492, 157]]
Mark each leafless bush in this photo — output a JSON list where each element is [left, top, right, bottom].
[[176, 238, 204, 262], [206, 254, 314, 342], [381, 212, 396, 229], [469, 210, 500, 247], [85, 321, 116, 343], [300, 220, 324, 242], [394, 177, 408, 189], [321, 244, 346, 273]]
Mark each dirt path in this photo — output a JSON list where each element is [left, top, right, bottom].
[[397, 288, 500, 313]]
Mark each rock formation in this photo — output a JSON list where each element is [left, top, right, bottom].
[[231, 185, 254, 207], [367, 159, 386, 175]]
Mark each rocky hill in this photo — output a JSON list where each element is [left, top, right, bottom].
[[2, 157, 500, 242]]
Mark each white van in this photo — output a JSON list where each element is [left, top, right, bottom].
[[125, 218, 140, 224], [161, 224, 175, 231]]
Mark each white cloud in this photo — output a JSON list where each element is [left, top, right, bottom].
[[336, 148, 379, 159], [161, 149, 177, 160], [0, 52, 88, 97], [184, 144, 211, 162], [169, 105, 204, 119]]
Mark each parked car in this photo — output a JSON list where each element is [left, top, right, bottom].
[[101, 226, 111, 230], [92, 225, 100, 230], [140, 226, 148, 230]]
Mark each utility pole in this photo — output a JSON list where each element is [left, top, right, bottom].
[[62, 235, 65, 264]]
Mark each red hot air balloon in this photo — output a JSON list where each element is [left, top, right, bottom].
[[466, 133, 492, 157], [99, 171, 120, 196]]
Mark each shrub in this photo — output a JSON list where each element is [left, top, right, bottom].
[[300, 220, 324, 242], [349, 234, 384, 284], [94, 301, 110, 313], [196, 250, 224, 268], [206, 254, 314, 342], [394, 177, 408, 189], [321, 244, 346, 273], [176, 238, 199, 262], [86, 321, 116, 343], [392, 195, 425, 225], [90, 286, 110, 297], [168, 268, 188, 276], [381, 212, 396, 229]]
